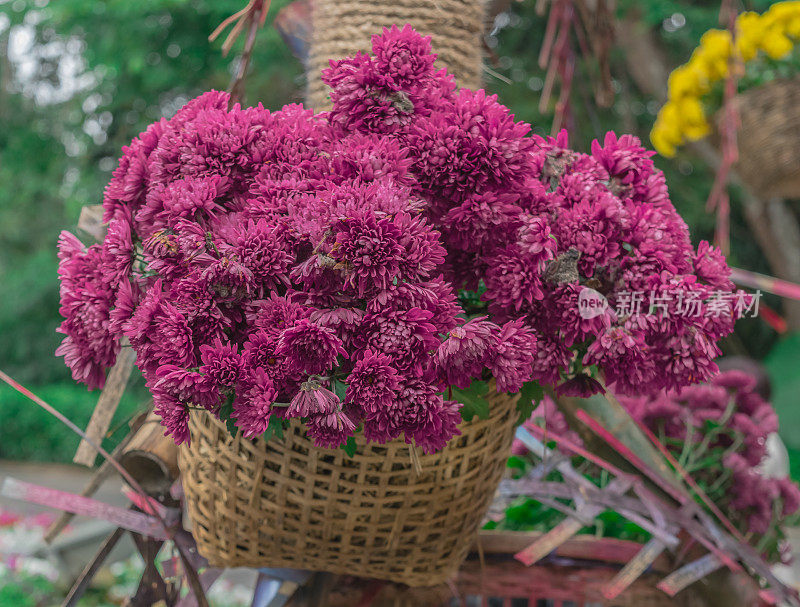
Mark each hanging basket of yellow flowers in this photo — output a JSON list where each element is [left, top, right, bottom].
[[651, 1, 800, 198]]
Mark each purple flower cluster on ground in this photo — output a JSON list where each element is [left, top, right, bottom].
[[57, 25, 743, 452], [517, 371, 800, 543], [621, 371, 800, 537]]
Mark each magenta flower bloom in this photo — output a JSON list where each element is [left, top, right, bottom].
[[400, 380, 462, 454], [153, 364, 217, 410], [306, 409, 357, 449], [152, 391, 191, 446], [199, 340, 242, 391], [136, 175, 226, 230], [276, 319, 346, 375], [287, 379, 340, 418], [371, 24, 437, 87], [406, 89, 535, 201], [56, 232, 120, 389], [251, 293, 312, 337], [100, 216, 135, 286], [693, 240, 734, 290], [483, 245, 546, 312], [243, 330, 298, 385], [442, 192, 521, 253], [357, 307, 440, 375], [233, 369, 278, 438], [225, 218, 292, 293], [435, 318, 499, 389], [330, 210, 404, 296], [345, 350, 401, 415], [488, 319, 538, 393]]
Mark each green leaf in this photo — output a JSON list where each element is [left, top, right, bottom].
[[452, 379, 491, 421], [217, 394, 238, 439], [507, 455, 527, 469], [516, 380, 544, 422], [262, 416, 286, 442], [341, 436, 358, 457], [331, 378, 347, 401]]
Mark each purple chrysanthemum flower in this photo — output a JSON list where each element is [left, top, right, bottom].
[[306, 408, 357, 449], [483, 245, 546, 312], [287, 378, 340, 418], [406, 88, 534, 201], [330, 209, 404, 296], [694, 240, 734, 290], [233, 368, 278, 438], [371, 24, 437, 87], [224, 217, 292, 294], [153, 391, 191, 446], [345, 349, 401, 415], [400, 380, 462, 454], [199, 340, 242, 390], [276, 319, 346, 375], [124, 281, 194, 377], [56, 232, 119, 389], [153, 364, 217, 410], [435, 318, 499, 389], [441, 192, 522, 253], [488, 319, 538, 393], [357, 307, 439, 375]]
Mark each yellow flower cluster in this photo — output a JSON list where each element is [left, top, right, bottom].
[[651, 1, 800, 157]]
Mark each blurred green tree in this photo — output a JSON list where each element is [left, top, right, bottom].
[[0, 0, 302, 387]]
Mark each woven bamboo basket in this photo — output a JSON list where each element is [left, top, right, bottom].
[[306, 0, 485, 109], [728, 77, 800, 199], [179, 390, 518, 586]]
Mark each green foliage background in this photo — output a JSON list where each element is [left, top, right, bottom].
[[0, 0, 796, 461]]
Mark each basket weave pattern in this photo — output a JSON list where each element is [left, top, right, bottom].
[[732, 77, 800, 199], [179, 391, 517, 586], [306, 0, 485, 109]]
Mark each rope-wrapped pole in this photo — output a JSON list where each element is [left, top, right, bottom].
[[306, 0, 485, 109]]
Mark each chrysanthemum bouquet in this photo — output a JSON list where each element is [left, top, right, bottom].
[[58, 26, 745, 454], [651, 1, 800, 156]]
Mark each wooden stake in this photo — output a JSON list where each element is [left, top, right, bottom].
[[74, 347, 137, 466]]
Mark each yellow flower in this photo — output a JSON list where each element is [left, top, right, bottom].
[[667, 64, 708, 99], [785, 15, 800, 38], [658, 101, 681, 127], [766, 2, 800, 25], [762, 31, 794, 59], [654, 0, 800, 156], [650, 127, 677, 158], [699, 29, 733, 62], [675, 97, 711, 141], [682, 120, 711, 142], [651, 114, 684, 157], [735, 12, 766, 61]]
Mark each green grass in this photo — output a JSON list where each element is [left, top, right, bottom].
[[0, 380, 149, 463]]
